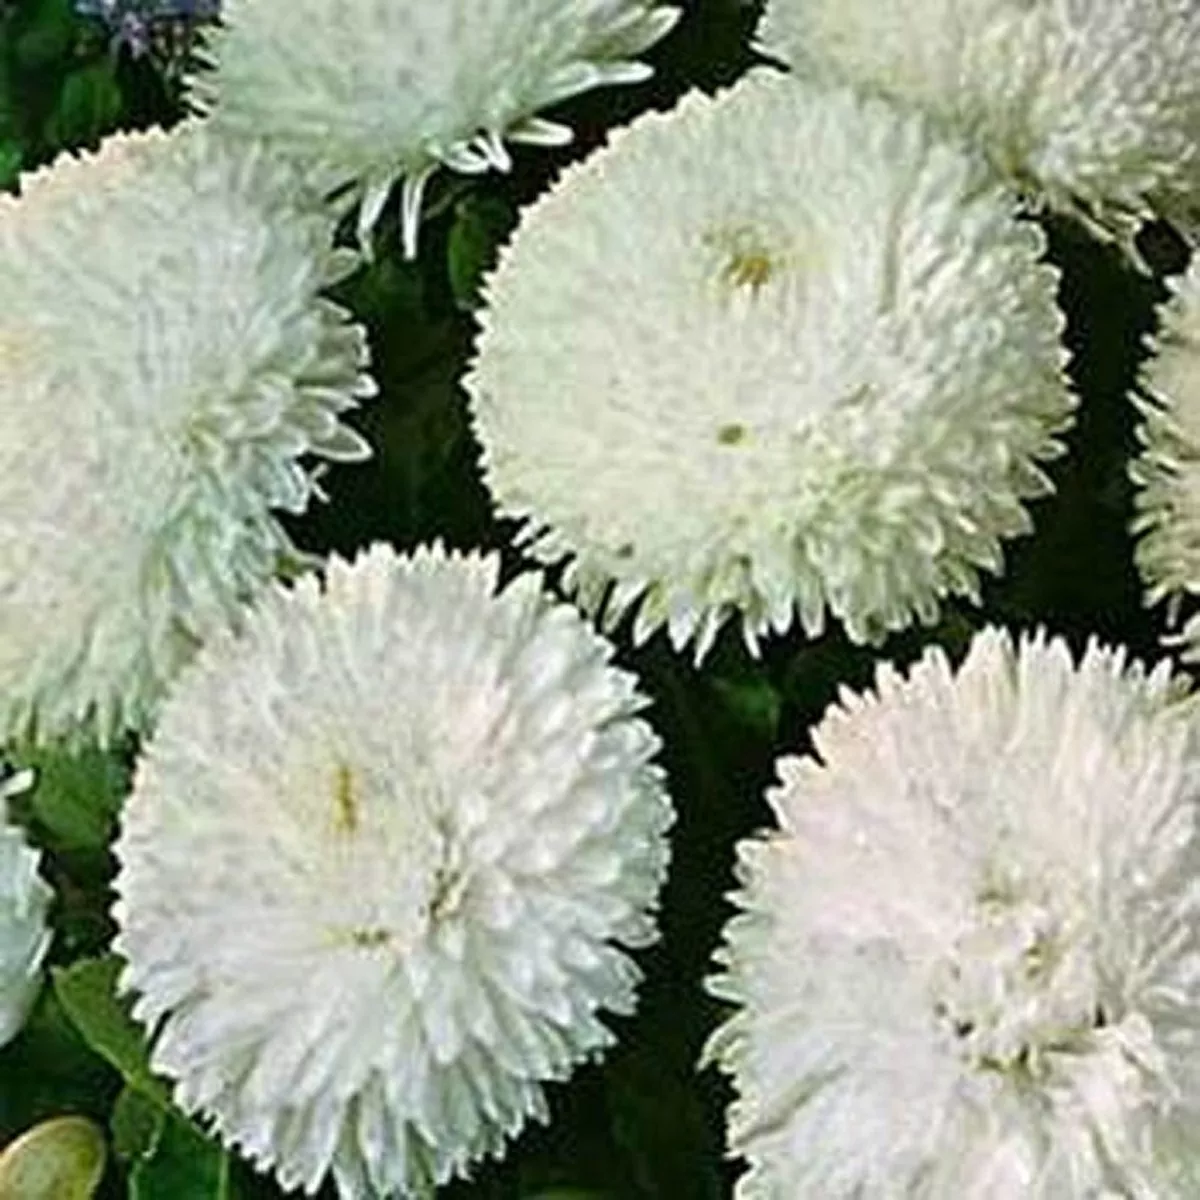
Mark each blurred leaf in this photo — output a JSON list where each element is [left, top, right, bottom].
[[13, 0, 76, 69], [447, 193, 515, 310], [0, 139, 22, 189], [605, 1049, 725, 1200], [45, 62, 124, 147], [0, 1115, 107, 1200], [128, 1112, 243, 1200], [22, 744, 128, 853], [709, 673, 781, 742], [110, 1086, 165, 1165], [52, 955, 170, 1107], [0, 987, 119, 1144], [522, 1191, 612, 1200]]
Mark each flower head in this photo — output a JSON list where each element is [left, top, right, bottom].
[[759, 0, 1200, 239], [705, 627, 1200, 1199], [1132, 257, 1200, 659], [114, 543, 672, 1198], [466, 71, 1074, 662], [0, 124, 376, 746], [0, 769, 51, 1050], [186, 0, 681, 254]]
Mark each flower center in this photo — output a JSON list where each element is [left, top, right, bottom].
[[703, 224, 785, 297], [929, 874, 1101, 1076], [321, 758, 466, 953]]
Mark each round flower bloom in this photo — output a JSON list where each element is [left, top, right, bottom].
[[466, 72, 1075, 662], [705, 627, 1200, 1199], [0, 769, 52, 1050], [186, 0, 681, 255], [1131, 258, 1200, 660], [114, 542, 672, 1199], [0, 125, 376, 746], [758, 0, 1200, 239]]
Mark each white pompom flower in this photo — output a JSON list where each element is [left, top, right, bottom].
[[187, 0, 681, 255], [705, 627, 1200, 1199], [759, 0, 1200, 240], [0, 124, 377, 747], [114, 542, 673, 1199], [1132, 257, 1200, 660], [466, 71, 1075, 662], [0, 769, 52, 1050]]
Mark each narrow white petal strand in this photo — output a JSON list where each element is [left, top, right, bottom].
[[1132, 257, 1200, 659], [0, 125, 376, 746], [114, 543, 673, 1199], [188, 0, 680, 252], [467, 72, 1075, 662], [760, 0, 1200, 237], [706, 628, 1200, 1198]]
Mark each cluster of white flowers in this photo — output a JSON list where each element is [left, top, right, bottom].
[[0, 0, 1197, 1197]]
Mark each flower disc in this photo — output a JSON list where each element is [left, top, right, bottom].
[[467, 71, 1075, 660], [0, 124, 376, 745], [114, 543, 673, 1198], [706, 628, 1200, 1198]]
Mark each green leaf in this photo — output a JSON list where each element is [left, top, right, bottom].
[[0, 988, 119, 1145], [0, 140, 22, 191], [709, 674, 781, 742], [447, 193, 514, 310], [128, 1112, 241, 1200], [23, 744, 128, 853], [523, 1192, 613, 1200], [13, 0, 76, 69], [45, 63, 124, 148], [51, 956, 170, 1107], [110, 1087, 165, 1165]]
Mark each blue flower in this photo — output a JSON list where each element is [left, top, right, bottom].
[[74, 0, 219, 61]]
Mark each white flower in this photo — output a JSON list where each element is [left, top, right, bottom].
[[113, 542, 672, 1199], [0, 124, 376, 747], [466, 71, 1075, 663], [1131, 257, 1200, 660], [186, 0, 681, 255], [705, 627, 1200, 1199], [759, 0, 1200, 239], [0, 769, 51, 1050]]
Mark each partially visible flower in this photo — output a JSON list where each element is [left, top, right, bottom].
[[467, 71, 1074, 662], [74, 0, 220, 63], [186, 0, 681, 254], [0, 124, 376, 746], [759, 0, 1200, 241], [705, 627, 1200, 1199], [114, 542, 673, 1199], [0, 769, 51, 1050], [1131, 257, 1200, 659]]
